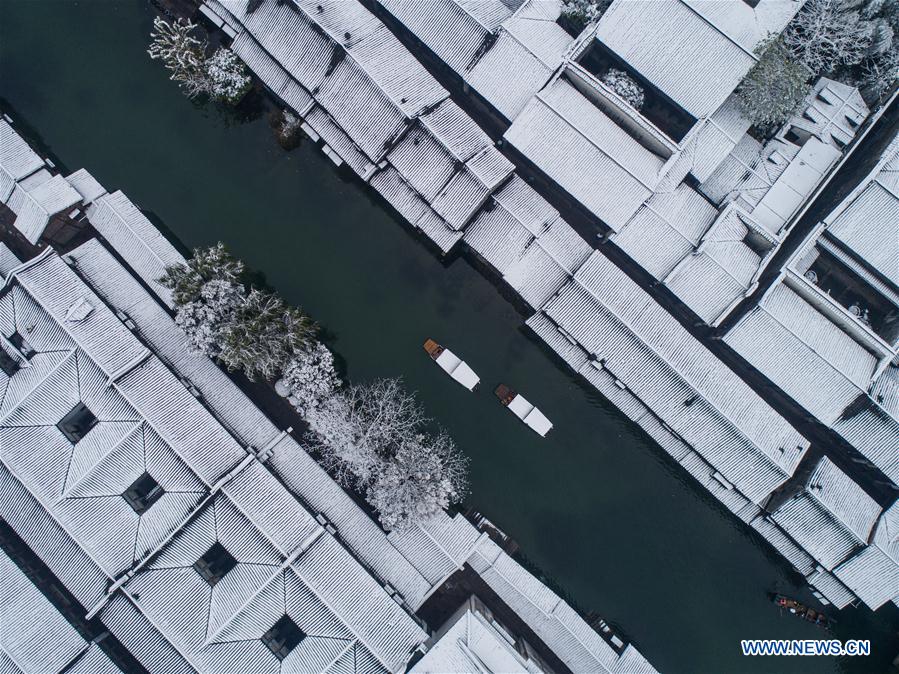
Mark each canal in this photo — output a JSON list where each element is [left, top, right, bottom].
[[2, 2, 897, 672]]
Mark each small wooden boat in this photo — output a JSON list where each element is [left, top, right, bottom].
[[772, 594, 834, 630], [423, 339, 479, 391], [495, 384, 553, 437]]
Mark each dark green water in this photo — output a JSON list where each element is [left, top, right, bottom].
[[2, 2, 897, 672]]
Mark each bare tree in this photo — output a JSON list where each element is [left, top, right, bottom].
[[307, 392, 370, 487], [368, 430, 469, 531], [148, 17, 251, 104], [784, 0, 874, 73], [306, 378, 469, 529], [308, 378, 426, 487], [147, 17, 210, 98], [861, 48, 899, 99]]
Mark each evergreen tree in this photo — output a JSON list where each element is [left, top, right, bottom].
[[738, 38, 810, 127]]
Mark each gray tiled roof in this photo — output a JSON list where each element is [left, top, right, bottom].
[[0, 249, 427, 674]]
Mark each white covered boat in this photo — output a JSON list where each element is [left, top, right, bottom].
[[495, 384, 553, 437], [424, 339, 479, 391]]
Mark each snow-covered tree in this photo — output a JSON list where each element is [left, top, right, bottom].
[[174, 279, 244, 357], [738, 38, 810, 127], [162, 243, 314, 381], [280, 343, 341, 415], [308, 378, 426, 487], [307, 378, 468, 530], [306, 393, 368, 487], [147, 17, 210, 99], [601, 69, 645, 110], [148, 17, 251, 104], [559, 0, 611, 34], [784, 0, 874, 72], [276, 110, 303, 149], [160, 242, 245, 305], [368, 430, 468, 531], [862, 47, 899, 98], [204, 47, 252, 104], [217, 288, 316, 381]]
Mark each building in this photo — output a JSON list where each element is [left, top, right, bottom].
[[722, 138, 899, 610], [726, 138, 899, 488], [411, 596, 547, 674], [376, 0, 579, 121], [653, 78, 869, 325], [529, 250, 810, 516], [201, 0, 515, 253], [0, 120, 657, 673], [758, 457, 899, 609], [1, 118, 83, 246], [1, 548, 124, 674]]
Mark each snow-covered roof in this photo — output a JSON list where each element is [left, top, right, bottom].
[[378, 0, 572, 120], [211, 0, 525, 253], [750, 138, 840, 234], [831, 366, 899, 487], [782, 78, 869, 151], [701, 135, 840, 236], [469, 537, 656, 674], [219, 0, 447, 162], [541, 251, 809, 503], [369, 166, 462, 252], [379, 0, 522, 74], [824, 140, 899, 287], [66, 239, 438, 608], [662, 204, 776, 325], [612, 183, 718, 279], [0, 249, 428, 674], [47, 237, 659, 672], [463, 175, 591, 308], [771, 457, 881, 571], [65, 168, 107, 206], [0, 119, 44, 201], [726, 283, 879, 423], [833, 500, 899, 609], [412, 604, 543, 674], [679, 94, 753, 183], [595, 0, 803, 119], [1, 549, 123, 674], [386, 99, 513, 230], [86, 190, 185, 308], [504, 75, 664, 232], [6, 171, 81, 244], [0, 243, 20, 280]]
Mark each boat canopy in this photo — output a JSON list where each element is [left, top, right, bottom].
[[508, 394, 553, 436], [524, 408, 553, 436], [435, 349, 480, 390]]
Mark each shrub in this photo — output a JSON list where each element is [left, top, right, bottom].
[[601, 68, 645, 110], [559, 0, 611, 35]]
